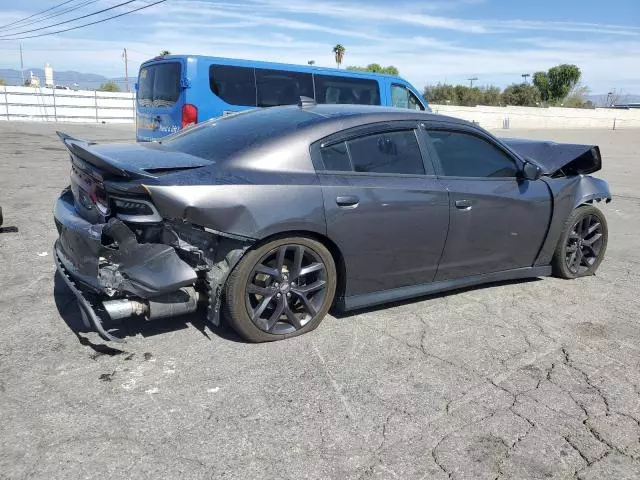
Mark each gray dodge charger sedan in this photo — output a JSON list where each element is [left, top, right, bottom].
[[53, 103, 611, 342]]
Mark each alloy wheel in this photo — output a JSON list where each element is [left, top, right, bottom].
[[565, 214, 605, 274], [245, 244, 328, 334]]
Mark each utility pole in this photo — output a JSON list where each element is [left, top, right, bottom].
[[522, 73, 530, 84], [19, 44, 25, 86], [122, 48, 129, 92], [468, 77, 478, 88]]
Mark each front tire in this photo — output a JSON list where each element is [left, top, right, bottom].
[[223, 236, 337, 342], [552, 204, 608, 279]]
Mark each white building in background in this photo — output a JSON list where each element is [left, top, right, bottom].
[[44, 63, 54, 88], [26, 71, 40, 87]]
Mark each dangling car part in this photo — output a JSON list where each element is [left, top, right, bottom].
[[53, 104, 611, 343]]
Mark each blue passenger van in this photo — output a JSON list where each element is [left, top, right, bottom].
[[135, 55, 429, 141]]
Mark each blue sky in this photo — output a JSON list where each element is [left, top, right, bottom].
[[0, 0, 639, 93]]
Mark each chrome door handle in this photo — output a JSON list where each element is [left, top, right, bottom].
[[336, 195, 359, 208], [455, 199, 472, 210]]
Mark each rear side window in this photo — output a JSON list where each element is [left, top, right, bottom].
[[314, 74, 380, 106], [138, 62, 181, 108], [209, 65, 256, 106], [319, 130, 426, 175], [425, 130, 518, 177], [256, 69, 314, 107]]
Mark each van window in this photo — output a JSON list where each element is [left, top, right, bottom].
[[256, 69, 314, 107], [210, 65, 256, 106], [391, 84, 424, 110], [314, 75, 380, 106], [138, 62, 182, 108]]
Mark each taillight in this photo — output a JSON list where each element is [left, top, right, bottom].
[[181, 103, 198, 128]]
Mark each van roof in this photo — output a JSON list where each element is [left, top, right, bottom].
[[140, 54, 413, 83]]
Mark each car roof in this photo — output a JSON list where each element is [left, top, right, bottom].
[[160, 104, 477, 173], [300, 103, 466, 125]]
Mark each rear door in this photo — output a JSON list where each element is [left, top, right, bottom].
[[421, 124, 552, 281], [314, 123, 449, 299], [136, 60, 184, 141]]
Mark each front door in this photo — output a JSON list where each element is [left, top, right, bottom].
[[422, 127, 552, 281], [314, 125, 450, 298]]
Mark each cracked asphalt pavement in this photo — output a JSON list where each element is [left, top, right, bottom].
[[1, 122, 639, 480]]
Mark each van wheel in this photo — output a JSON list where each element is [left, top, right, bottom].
[[224, 236, 337, 342], [552, 205, 608, 279]]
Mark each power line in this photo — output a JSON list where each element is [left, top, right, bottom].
[[0, 0, 138, 38], [0, 0, 168, 40], [2, 0, 100, 33], [0, 0, 78, 30]]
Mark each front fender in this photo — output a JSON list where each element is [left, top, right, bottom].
[[535, 175, 611, 266], [571, 176, 611, 210]]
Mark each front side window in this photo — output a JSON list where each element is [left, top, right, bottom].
[[319, 130, 426, 175], [314, 74, 380, 105], [256, 69, 314, 107], [425, 130, 518, 177], [391, 84, 424, 110], [209, 65, 256, 106], [138, 62, 181, 108]]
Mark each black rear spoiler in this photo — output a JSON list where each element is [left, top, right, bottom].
[[57, 131, 134, 178]]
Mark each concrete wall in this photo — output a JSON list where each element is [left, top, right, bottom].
[[2, 86, 639, 129], [430, 104, 640, 129], [0, 86, 135, 123]]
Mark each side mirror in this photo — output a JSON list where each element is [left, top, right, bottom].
[[521, 161, 542, 181]]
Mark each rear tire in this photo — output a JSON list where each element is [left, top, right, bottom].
[[552, 204, 608, 279], [223, 236, 337, 342]]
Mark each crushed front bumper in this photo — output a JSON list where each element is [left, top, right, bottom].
[[53, 188, 199, 341]]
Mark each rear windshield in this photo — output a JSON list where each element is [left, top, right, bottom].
[[160, 107, 319, 162], [138, 62, 182, 108]]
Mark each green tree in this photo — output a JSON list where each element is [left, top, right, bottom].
[[332, 44, 345, 68], [562, 83, 592, 108], [0, 78, 6, 86], [424, 84, 502, 106], [533, 71, 550, 102], [481, 86, 502, 106], [424, 83, 457, 104], [346, 64, 399, 75], [97, 81, 121, 92], [160, 50, 171, 56], [533, 64, 581, 104], [502, 83, 541, 106]]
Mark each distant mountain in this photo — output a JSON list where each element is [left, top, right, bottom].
[[586, 93, 640, 107], [0, 67, 135, 92]]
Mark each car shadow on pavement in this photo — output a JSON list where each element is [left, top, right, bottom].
[[53, 272, 243, 349], [332, 277, 542, 319]]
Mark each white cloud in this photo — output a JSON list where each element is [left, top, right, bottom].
[[1, 0, 639, 93]]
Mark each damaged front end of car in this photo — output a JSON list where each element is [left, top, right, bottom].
[[53, 133, 253, 342]]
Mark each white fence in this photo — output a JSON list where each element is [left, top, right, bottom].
[[430, 104, 640, 130], [2, 86, 640, 129], [0, 86, 135, 123]]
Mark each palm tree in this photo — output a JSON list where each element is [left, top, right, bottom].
[[160, 50, 171, 56], [332, 44, 345, 68]]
